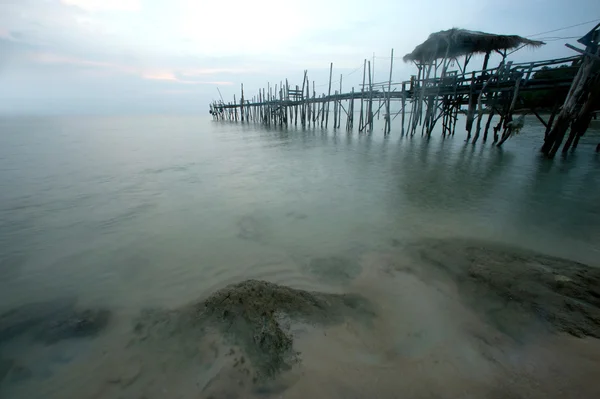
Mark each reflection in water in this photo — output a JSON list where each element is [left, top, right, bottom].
[[0, 115, 599, 398]]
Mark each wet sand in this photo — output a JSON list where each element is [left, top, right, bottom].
[[1, 238, 600, 398]]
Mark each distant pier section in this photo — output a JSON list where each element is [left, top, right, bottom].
[[211, 25, 600, 157]]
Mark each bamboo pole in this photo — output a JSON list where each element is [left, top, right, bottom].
[[367, 60, 373, 132], [401, 82, 406, 136], [305, 72, 310, 127], [338, 74, 343, 129], [301, 70, 307, 127], [472, 76, 494, 143], [497, 74, 523, 147], [385, 48, 394, 135], [285, 79, 289, 127], [465, 72, 476, 141], [564, 71, 600, 152], [325, 62, 333, 128], [312, 80, 318, 127], [240, 84, 244, 122], [543, 45, 600, 156], [348, 87, 355, 131], [359, 60, 367, 132], [333, 90, 338, 129], [312, 81, 316, 126]]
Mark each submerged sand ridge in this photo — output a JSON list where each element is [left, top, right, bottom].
[[133, 279, 376, 381], [408, 238, 600, 339]]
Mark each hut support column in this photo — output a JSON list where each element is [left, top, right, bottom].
[[542, 44, 600, 156]]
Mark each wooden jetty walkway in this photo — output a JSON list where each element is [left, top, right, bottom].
[[211, 26, 600, 157]]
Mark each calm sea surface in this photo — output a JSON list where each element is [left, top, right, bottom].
[[0, 114, 599, 397]]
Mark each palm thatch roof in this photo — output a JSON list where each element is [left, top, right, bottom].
[[403, 28, 545, 63]]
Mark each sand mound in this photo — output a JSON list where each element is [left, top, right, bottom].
[[409, 239, 600, 339], [133, 280, 375, 380]]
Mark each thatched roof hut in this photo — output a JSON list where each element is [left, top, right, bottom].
[[403, 28, 545, 63]]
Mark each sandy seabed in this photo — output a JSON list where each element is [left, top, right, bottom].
[[1, 238, 600, 399]]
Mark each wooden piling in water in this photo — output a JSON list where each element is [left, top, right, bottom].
[[367, 61, 374, 132], [465, 72, 476, 141], [384, 48, 394, 135], [497, 73, 523, 147], [338, 74, 343, 129], [359, 60, 367, 132]]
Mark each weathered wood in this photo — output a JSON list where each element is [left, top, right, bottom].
[[305, 73, 310, 126], [338, 74, 343, 129], [385, 48, 394, 135], [359, 59, 367, 132], [348, 87, 355, 131], [285, 79, 290, 126], [564, 72, 600, 152], [543, 44, 600, 156], [333, 90, 338, 129], [497, 74, 523, 147], [325, 63, 333, 128], [213, 43, 597, 156], [301, 70, 307, 127], [401, 82, 406, 135], [367, 61, 373, 132], [312, 81, 316, 126], [544, 100, 560, 138], [472, 75, 494, 143], [240, 84, 245, 122], [465, 72, 476, 141]]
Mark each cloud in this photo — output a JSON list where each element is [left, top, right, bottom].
[[142, 71, 233, 85], [60, 0, 141, 12], [29, 52, 137, 74], [28, 51, 234, 85], [181, 68, 253, 76]]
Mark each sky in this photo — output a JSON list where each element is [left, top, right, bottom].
[[0, 0, 599, 115]]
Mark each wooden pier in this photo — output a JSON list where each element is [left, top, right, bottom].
[[210, 26, 600, 157]]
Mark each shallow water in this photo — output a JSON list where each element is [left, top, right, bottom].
[[1, 114, 599, 398]]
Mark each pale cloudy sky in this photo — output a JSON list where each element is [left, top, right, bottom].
[[0, 0, 599, 115]]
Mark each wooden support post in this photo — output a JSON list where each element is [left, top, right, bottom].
[[233, 95, 238, 121], [367, 60, 373, 132], [564, 72, 600, 152], [326, 62, 333, 128], [312, 81, 317, 126], [482, 51, 490, 72], [542, 45, 600, 156], [240, 84, 245, 122], [267, 83, 271, 126], [542, 45, 600, 158], [333, 90, 338, 129], [465, 72, 476, 141], [338, 74, 343, 129], [305, 72, 310, 127], [498, 74, 523, 147], [301, 70, 307, 127], [544, 100, 560, 139], [483, 109, 495, 142], [348, 87, 355, 131], [285, 79, 289, 127], [359, 59, 366, 132], [312, 80, 318, 127], [385, 48, 394, 135], [295, 85, 299, 126], [473, 76, 493, 144], [401, 82, 406, 136]]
